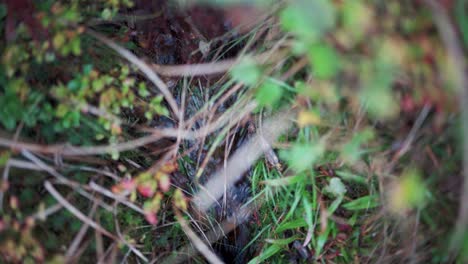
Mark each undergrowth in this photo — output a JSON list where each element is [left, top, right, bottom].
[[0, 0, 467, 263]]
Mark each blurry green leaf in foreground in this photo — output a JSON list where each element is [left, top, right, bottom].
[[255, 80, 283, 107], [360, 85, 398, 119], [307, 43, 341, 79], [230, 56, 261, 86], [324, 177, 347, 197], [341, 0, 374, 42], [359, 64, 399, 120], [176, 0, 274, 7], [0, 151, 11, 167], [263, 173, 305, 187], [389, 169, 428, 213], [341, 128, 375, 164], [455, 0, 468, 47], [280, 141, 325, 172], [343, 195, 379, 210], [280, 0, 335, 42]]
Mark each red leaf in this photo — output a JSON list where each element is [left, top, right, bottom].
[[401, 94, 415, 113], [120, 179, 136, 191], [145, 212, 158, 225], [137, 184, 155, 198], [159, 174, 171, 192]]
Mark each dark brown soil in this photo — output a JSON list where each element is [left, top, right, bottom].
[[128, 0, 255, 66]]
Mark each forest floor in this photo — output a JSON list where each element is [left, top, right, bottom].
[[0, 0, 467, 263]]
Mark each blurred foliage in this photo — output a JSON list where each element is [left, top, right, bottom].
[[0, 0, 464, 263], [230, 0, 464, 262], [0, 0, 165, 145]]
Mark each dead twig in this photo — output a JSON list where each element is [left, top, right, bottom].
[[65, 200, 99, 260], [174, 207, 225, 264], [150, 48, 289, 77], [89, 181, 145, 215], [0, 160, 11, 213], [0, 133, 162, 156], [0, 106, 256, 156], [44, 181, 148, 262], [192, 110, 293, 212], [44, 181, 117, 240], [31, 203, 63, 220], [160, 204, 254, 264]]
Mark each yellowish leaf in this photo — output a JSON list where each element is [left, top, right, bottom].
[[297, 111, 321, 127]]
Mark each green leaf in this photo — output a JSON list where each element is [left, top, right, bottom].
[[360, 86, 398, 119], [342, 0, 373, 42], [308, 43, 340, 79], [303, 197, 314, 229], [335, 170, 367, 185], [92, 79, 105, 92], [316, 225, 330, 256], [263, 173, 305, 186], [53, 33, 66, 49], [67, 79, 80, 92], [389, 169, 427, 212], [83, 65, 93, 76], [255, 80, 283, 107], [324, 177, 347, 198], [0, 151, 11, 167], [275, 218, 307, 233], [247, 244, 282, 264], [71, 37, 81, 56], [230, 56, 261, 86], [341, 128, 375, 163], [328, 196, 344, 214], [138, 82, 150, 97], [265, 235, 300, 245], [280, 0, 335, 42], [101, 8, 112, 20], [280, 141, 325, 172], [359, 63, 399, 119], [343, 195, 379, 211]]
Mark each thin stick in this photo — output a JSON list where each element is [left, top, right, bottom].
[[89, 181, 145, 215], [151, 58, 237, 77], [0, 161, 11, 212], [0, 109, 258, 155], [44, 181, 117, 240], [32, 203, 63, 220], [161, 204, 255, 264], [388, 104, 431, 167], [149, 49, 288, 77], [174, 208, 224, 264], [0, 133, 162, 156], [192, 110, 293, 212], [44, 181, 148, 262], [65, 201, 99, 259]]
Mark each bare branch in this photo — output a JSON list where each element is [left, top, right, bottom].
[[192, 110, 293, 212], [89, 181, 145, 215], [44, 181, 148, 262], [174, 208, 225, 264], [44, 181, 117, 240]]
